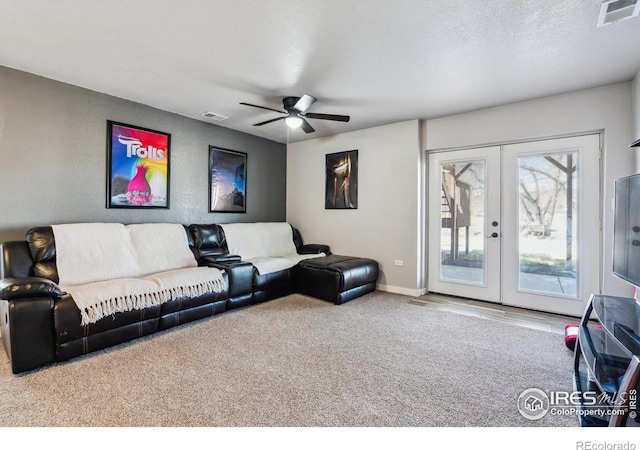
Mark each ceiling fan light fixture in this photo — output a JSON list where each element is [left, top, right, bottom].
[[285, 115, 303, 129], [241, 95, 350, 134]]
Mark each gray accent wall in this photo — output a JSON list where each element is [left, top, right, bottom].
[[0, 66, 286, 242]]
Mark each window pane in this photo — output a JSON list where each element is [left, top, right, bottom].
[[518, 152, 578, 297], [440, 160, 485, 285]]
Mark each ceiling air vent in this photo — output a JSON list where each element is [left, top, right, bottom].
[[597, 0, 639, 27], [201, 111, 229, 121]]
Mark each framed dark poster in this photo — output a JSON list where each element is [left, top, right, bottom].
[[325, 150, 358, 209], [209, 146, 247, 213]]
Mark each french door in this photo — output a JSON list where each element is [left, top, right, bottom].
[[427, 134, 600, 317], [428, 147, 502, 303]]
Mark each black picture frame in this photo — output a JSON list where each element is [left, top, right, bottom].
[[106, 120, 171, 209], [209, 146, 247, 213], [325, 150, 358, 209]]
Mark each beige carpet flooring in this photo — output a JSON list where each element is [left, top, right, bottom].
[[0, 291, 577, 427]]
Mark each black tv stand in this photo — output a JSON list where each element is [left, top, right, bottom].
[[573, 294, 640, 427]]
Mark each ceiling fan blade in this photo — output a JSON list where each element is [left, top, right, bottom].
[[240, 102, 286, 114], [300, 118, 315, 134], [253, 117, 285, 126], [303, 112, 350, 122], [293, 95, 317, 113]]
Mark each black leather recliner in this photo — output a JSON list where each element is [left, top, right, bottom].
[[0, 226, 230, 374], [188, 223, 331, 305]]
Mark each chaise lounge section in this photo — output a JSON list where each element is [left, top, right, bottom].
[[295, 255, 380, 305], [190, 222, 379, 306]]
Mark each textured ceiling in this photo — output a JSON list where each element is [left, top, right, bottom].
[[1, 0, 639, 144]]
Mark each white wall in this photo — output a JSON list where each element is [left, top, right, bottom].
[[634, 70, 640, 141], [424, 82, 636, 298], [287, 120, 422, 296]]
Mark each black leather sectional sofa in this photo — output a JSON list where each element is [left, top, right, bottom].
[[0, 223, 379, 374]]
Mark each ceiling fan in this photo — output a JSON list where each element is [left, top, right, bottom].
[[240, 95, 350, 134]]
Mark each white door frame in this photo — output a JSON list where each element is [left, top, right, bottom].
[[427, 133, 602, 317], [427, 147, 501, 303], [501, 134, 601, 317]]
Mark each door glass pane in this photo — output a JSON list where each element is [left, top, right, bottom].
[[440, 160, 485, 285], [518, 151, 578, 297]]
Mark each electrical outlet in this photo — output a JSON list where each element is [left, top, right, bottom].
[[394, 260, 404, 267]]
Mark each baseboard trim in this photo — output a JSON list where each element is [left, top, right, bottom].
[[377, 284, 425, 297]]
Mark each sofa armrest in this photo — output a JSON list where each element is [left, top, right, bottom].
[[0, 277, 58, 373], [202, 260, 254, 298], [200, 254, 242, 265], [0, 277, 62, 300], [298, 244, 331, 255]]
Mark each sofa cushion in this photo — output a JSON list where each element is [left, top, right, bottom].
[[46, 223, 223, 326], [220, 222, 298, 260], [219, 222, 326, 275], [254, 268, 290, 291], [52, 223, 198, 287], [127, 223, 198, 276], [52, 223, 138, 286], [246, 254, 323, 275], [54, 293, 162, 344], [62, 266, 225, 326]]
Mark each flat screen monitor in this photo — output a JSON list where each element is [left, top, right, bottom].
[[613, 174, 640, 288]]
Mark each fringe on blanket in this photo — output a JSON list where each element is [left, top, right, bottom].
[[78, 277, 227, 326], [80, 291, 169, 326], [164, 278, 227, 301]]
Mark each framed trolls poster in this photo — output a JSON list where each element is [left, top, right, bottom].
[[325, 150, 358, 209], [106, 121, 171, 208], [209, 146, 247, 213]]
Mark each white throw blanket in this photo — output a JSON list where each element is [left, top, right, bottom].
[[127, 223, 198, 276], [52, 223, 225, 325], [221, 222, 299, 259], [64, 267, 226, 326], [53, 223, 138, 286], [146, 267, 226, 300], [220, 222, 325, 275], [53, 223, 198, 285], [63, 278, 169, 325]]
